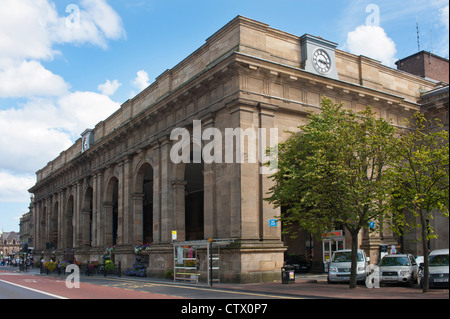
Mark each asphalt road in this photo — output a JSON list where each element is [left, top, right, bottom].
[[0, 277, 59, 299], [1, 266, 447, 301], [0, 266, 295, 300]]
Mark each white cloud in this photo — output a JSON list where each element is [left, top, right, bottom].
[[132, 70, 150, 91], [0, 0, 125, 225], [0, 0, 125, 99], [436, 4, 449, 57], [439, 4, 449, 31], [0, 101, 72, 173], [98, 79, 122, 96], [0, 0, 125, 62], [0, 60, 69, 98], [57, 91, 120, 135], [0, 0, 60, 61], [0, 170, 35, 202], [79, 0, 126, 40], [0, 92, 120, 173], [345, 25, 397, 67]]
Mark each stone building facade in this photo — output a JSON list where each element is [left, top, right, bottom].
[[19, 211, 33, 248], [28, 16, 445, 282], [0, 231, 20, 260]]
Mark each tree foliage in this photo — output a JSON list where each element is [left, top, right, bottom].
[[387, 112, 449, 292], [266, 98, 398, 288]]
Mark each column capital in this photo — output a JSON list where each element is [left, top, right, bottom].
[[131, 192, 145, 200], [170, 180, 187, 189]]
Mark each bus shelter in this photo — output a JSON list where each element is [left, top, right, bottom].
[[172, 238, 234, 285]]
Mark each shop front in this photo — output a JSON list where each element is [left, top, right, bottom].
[[322, 230, 345, 273]]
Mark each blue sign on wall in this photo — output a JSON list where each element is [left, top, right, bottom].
[[269, 219, 277, 227]]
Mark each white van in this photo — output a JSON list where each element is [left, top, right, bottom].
[[327, 249, 370, 284]]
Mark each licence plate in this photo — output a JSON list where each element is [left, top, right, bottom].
[[340, 276, 350, 281], [383, 276, 398, 281], [434, 278, 448, 283]]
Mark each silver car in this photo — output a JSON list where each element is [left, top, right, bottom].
[[420, 249, 449, 289], [379, 254, 418, 287], [327, 249, 370, 284]]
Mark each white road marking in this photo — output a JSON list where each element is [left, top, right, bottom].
[[0, 278, 68, 299]]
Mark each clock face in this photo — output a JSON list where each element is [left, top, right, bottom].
[[313, 49, 331, 74], [83, 137, 89, 151]]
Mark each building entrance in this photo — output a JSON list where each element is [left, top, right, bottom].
[[322, 230, 345, 272]]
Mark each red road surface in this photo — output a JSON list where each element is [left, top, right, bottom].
[[0, 270, 184, 299]]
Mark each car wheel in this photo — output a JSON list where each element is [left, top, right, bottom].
[[407, 278, 414, 287]]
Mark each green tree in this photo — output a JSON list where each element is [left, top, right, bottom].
[[265, 98, 397, 288], [388, 112, 449, 293]]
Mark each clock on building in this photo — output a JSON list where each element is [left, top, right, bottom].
[[313, 48, 332, 74], [81, 129, 94, 153], [300, 34, 339, 80]]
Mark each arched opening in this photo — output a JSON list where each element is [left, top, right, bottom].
[[134, 163, 154, 244], [66, 196, 74, 248], [41, 207, 47, 248], [185, 159, 204, 241], [142, 166, 153, 243], [83, 187, 93, 247], [105, 177, 119, 246]]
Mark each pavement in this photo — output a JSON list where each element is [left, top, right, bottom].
[[2, 265, 448, 299]]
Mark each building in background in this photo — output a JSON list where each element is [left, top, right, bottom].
[[396, 51, 449, 84], [0, 231, 20, 263], [19, 210, 33, 249]]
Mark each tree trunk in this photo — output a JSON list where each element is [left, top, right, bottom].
[[420, 209, 429, 293], [349, 232, 359, 289]]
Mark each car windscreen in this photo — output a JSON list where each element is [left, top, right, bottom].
[[332, 251, 364, 262], [429, 254, 449, 267], [379, 256, 410, 266]]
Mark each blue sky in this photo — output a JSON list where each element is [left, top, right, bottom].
[[0, 0, 448, 232]]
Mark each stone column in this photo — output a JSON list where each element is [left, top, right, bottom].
[[57, 190, 65, 250], [203, 115, 216, 239], [159, 137, 172, 243], [236, 105, 259, 240], [43, 198, 50, 248], [30, 201, 38, 250], [103, 202, 113, 246], [117, 162, 125, 245], [132, 192, 144, 244], [258, 103, 280, 241], [73, 182, 81, 248], [96, 171, 105, 247], [40, 198, 48, 250], [116, 156, 137, 272], [119, 157, 133, 245], [152, 147, 162, 244], [81, 208, 91, 247], [91, 173, 99, 247], [171, 179, 186, 241], [33, 202, 41, 250]]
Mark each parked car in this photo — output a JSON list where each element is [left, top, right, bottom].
[[327, 249, 369, 284], [284, 254, 310, 273], [378, 254, 418, 287], [420, 249, 449, 289]]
